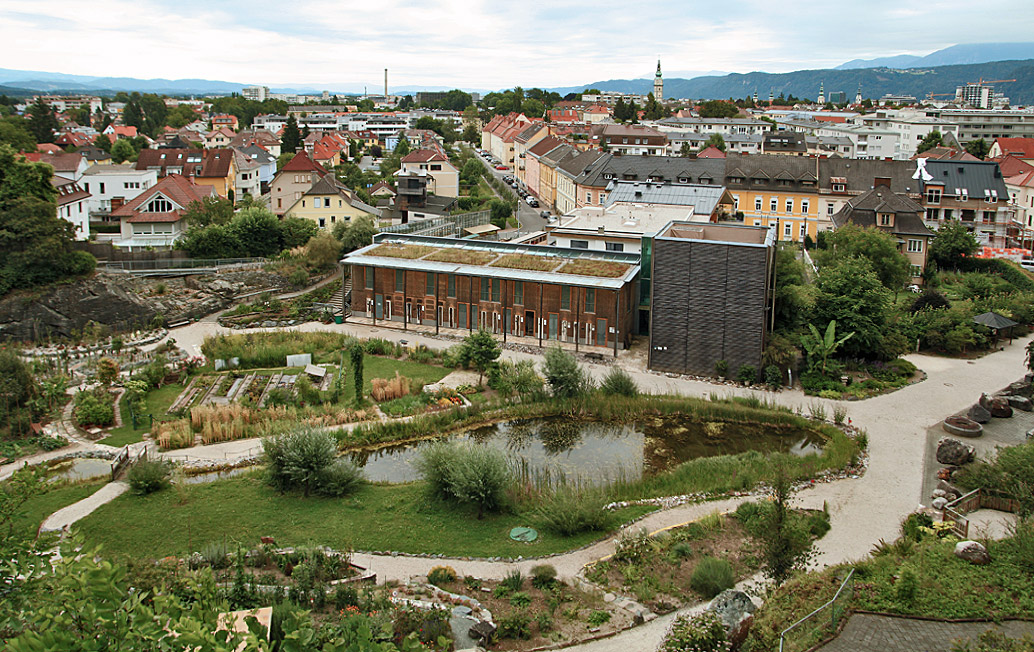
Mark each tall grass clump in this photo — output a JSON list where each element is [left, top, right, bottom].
[[155, 419, 194, 449], [370, 372, 411, 402], [690, 557, 734, 598], [533, 486, 610, 536], [415, 441, 510, 518], [127, 459, 173, 495], [599, 366, 639, 397], [264, 427, 366, 497]]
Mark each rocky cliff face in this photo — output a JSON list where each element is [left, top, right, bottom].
[[0, 270, 291, 342]]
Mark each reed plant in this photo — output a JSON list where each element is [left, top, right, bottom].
[[370, 372, 411, 402]]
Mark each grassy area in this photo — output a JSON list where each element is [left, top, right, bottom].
[[101, 383, 186, 447], [76, 472, 655, 560], [558, 259, 631, 278], [9, 480, 105, 541]]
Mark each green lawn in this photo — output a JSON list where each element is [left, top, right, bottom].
[[9, 480, 105, 541], [76, 473, 654, 560], [101, 383, 186, 447], [354, 355, 451, 401]]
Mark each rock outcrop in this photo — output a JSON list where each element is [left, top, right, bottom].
[[936, 438, 975, 466]]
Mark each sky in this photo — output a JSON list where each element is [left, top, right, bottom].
[[2, 0, 1033, 91]]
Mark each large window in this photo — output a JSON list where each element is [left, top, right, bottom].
[[561, 286, 570, 310], [907, 239, 923, 253], [605, 242, 624, 252], [570, 240, 589, 249], [926, 187, 942, 204], [585, 288, 595, 313], [770, 197, 778, 212], [755, 197, 762, 211], [447, 274, 456, 297], [785, 198, 793, 214], [481, 277, 490, 302], [514, 281, 523, 305], [426, 272, 435, 296], [145, 197, 173, 213], [364, 266, 374, 290], [491, 279, 500, 303], [395, 269, 404, 293]]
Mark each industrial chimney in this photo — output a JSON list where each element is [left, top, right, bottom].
[[384, 69, 388, 98]]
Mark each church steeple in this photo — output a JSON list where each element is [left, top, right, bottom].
[[653, 59, 663, 103], [818, 81, 825, 105], [855, 83, 863, 105]]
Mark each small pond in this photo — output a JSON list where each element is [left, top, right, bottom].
[[347, 415, 825, 486], [47, 458, 112, 483]]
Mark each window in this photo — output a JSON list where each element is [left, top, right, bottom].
[[364, 266, 374, 290], [481, 277, 490, 301], [491, 279, 500, 303], [570, 240, 589, 249], [801, 200, 809, 214], [770, 198, 778, 212], [827, 203, 834, 216], [910, 265, 922, 277], [754, 197, 762, 211], [318, 217, 325, 228], [832, 183, 845, 193], [514, 281, 523, 305], [907, 239, 923, 253], [605, 242, 624, 252], [926, 208, 940, 220], [146, 197, 173, 212], [426, 272, 435, 295], [395, 269, 404, 292], [447, 274, 456, 297], [983, 211, 996, 224], [99, 182, 105, 194], [800, 223, 807, 238], [943, 209, 954, 220], [879, 213, 892, 226], [783, 222, 792, 239], [561, 286, 570, 310], [753, 219, 762, 226], [585, 288, 595, 313], [785, 199, 793, 213], [586, 192, 591, 202], [733, 196, 739, 209], [314, 197, 321, 208], [926, 187, 942, 204]]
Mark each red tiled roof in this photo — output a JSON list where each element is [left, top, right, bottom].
[[1007, 170, 1034, 188], [696, 146, 727, 159], [993, 154, 1034, 178], [401, 149, 447, 163], [37, 143, 63, 153], [279, 150, 330, 175], [135, 148, 234, 178], [108, 125, 138, 139], [994, 137, 1034, 158], [21, 151, 83, 172], [112, 173, 215, 221], [528, 136, 564, 157]]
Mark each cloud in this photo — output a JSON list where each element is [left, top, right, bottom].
[[0, 0, 1032, 90]]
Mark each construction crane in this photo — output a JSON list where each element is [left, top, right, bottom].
[[925, 92, 955, 100], [976, 78, 1017, 85]]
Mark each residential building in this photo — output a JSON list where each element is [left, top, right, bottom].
[[284, 175, 381, 230], [229, 129, 282, 157], [343, 233, 640, 350], [1006, 169, 1034, 234], [573, 154, 724, 209], [653, 117, 771, 137], [915, 159, 1014, 247], [399, 150, 459, 197], [211, 114, 239, 131], [80, 165, 158, 222], [524, 137, 565, 197], [648, 221, 776, 377], [22, 151, 88, 181], [111, 174, 216, 251], [242, 86, 270, 102], [605, 181, 735, 221], [102, 125, 139, 141], [384, 172, 458, 223], [53, 176, 91, 240], [989, 137, 1034, 162], [513, 123, 550, 183], [555, 149, 605, 216], [482, 113, 533, 168], [724, 153, 824, 242], [547, 203, 699, 254], [831, 181, 936, 279], [235, 144, 277, 195], [205, 128, 235, 149], [269, 151, 330, 215], [857, 109, 961, 159], [922, 107, 1034, 143], [538, 143, 577, 211], [588, 124, 666, 156], [135, 148, 237, 199], [817, 158, 920, 223]]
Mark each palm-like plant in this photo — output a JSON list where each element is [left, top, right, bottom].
[[801, 320, 854, 376]]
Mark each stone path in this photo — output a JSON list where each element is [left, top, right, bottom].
[[817, 613, 1034, 652], [39, 481, 129, 533]]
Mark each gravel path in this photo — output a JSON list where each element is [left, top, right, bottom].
[[39, 481, 129, 533]]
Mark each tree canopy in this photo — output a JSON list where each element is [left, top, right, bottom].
[[916, 130, 943, 154], [929, 220, 979, 270], [696, 100, 739, 119], [813, 256, 892, 359], [26, 98, 58, 144], [281, 115, 301, 154], [177, 206, 317, 259], [814, 224, 910, 290]]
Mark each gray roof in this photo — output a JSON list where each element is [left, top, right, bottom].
[[575, 154, 725, 188], [819, 158, 920, 195], [921, 160, 1009, 199], [724, 153, 819, 190], [540, 143, 576, 166], [557, 149, 606, 177], [831, 186, 934, 237], [605, 181, 730, 215]]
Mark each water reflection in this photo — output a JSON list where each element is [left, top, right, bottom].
[[47, 458, 112, 483]]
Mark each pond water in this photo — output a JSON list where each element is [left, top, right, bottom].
[[347, 416, 825, 486], [47, 458, 112, 483]]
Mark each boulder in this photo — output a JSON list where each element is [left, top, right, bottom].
[[932, 489, 947, 499], [989, 397, 1014, 418], [937, 479, 962, 495], [936, 438, 975, 466], [932, 497, 948, 510], [708, 589, 757, 650], [468, 620, 496, 642], [967, 403, 992, 424], [1027, 428, 1034, 441], [954, 540, 991, 565], [979, 393, 993, 409], [1007, 380, 1032, 397], [1006, 395, 1033, 412]]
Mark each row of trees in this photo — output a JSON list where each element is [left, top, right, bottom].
[[175, 197, 318, 259]]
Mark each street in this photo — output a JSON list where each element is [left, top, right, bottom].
[[474, 150, 547, 234]]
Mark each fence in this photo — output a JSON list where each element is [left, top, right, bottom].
[[104, 257, 268, 272], [942, 488, 1021, 538], [380, 211, 490, 238], [779, 569, 855, 652]]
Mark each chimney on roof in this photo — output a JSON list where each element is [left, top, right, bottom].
[[874, 177, 892, 189]]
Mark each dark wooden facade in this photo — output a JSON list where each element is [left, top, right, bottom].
[[349, 264, 636, 350], [648, 223, 775, 376]]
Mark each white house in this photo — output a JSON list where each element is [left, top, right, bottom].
[[80, 165, 158, 221], [53, 176, 91, 241], [399, 150, 459, 197]]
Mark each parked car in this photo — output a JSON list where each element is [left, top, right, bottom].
[[540, 211, 550, 219], [526, 197, 539, 207], [495, 164, 509, 170]]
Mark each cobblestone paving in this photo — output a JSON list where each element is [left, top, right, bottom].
[[818, 613, 1034, 652]]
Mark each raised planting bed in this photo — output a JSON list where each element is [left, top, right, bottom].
[[557, 259, 631, 278], [369, 243, 436, 259], [424, 249, 498, 265], [490, 254, 561, 272], [942, 415, 983, 437]]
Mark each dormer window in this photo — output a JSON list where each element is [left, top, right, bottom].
[[878, 212, 894, 227], [832, 183, 845, 192], [926, 187, 941, 204], [146, 197, 173, 212]]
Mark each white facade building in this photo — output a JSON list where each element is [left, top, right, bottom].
[[80, 165, 158, 220]]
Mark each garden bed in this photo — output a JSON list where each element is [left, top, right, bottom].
[[490, 254, 561, 273], [557, 260, 631, 278]]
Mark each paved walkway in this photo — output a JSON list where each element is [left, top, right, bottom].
[[39, 481, 129, 532], [818, 613, 1034, 652]]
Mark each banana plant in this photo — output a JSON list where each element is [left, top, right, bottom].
[[801, 320, 854, 377]]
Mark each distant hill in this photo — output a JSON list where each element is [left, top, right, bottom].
[[549, 59, 1034, 105], [836, 42, 1034, 70]]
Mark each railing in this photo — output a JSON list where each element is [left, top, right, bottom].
[[942, 487, 1021, 538], [779, 569, 855, 652], [104, 257, 267, 272]]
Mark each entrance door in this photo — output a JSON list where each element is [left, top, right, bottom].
[[458, 303, 468, 330], [504, 308, 512, 334], [596, 318, 607, 346], [549, 313, 559, 340], [375, 294, 383, 319], [524, 310, 534, 336]]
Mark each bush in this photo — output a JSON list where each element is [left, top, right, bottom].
[[264, 428, 366, 497], [599, 366, 639, 397], [73, 390, 115, 427], [199, 541, 229, 569], [510, 591, 531, 608], [534, 488, 609, 536], [737, 365, 757, 386], [501, 569, 524, 592], [497, 611, 531, 640], [613, 528, 654, 564], [127, 459, 173, 495], [427, 565, 457, 587], [489, 359, 544, 398], [333, 585, 359, 610], [415, 441, 509, 518], [587, 610, 611, 626], [531, 564, 557, 589], [715, 360, 729, 378], [661, 612, 728, 652], [315, 459, 366, 497], [764, 365, 782, 388], [690, 557, 734, 598], [542, 346, 592, 398]]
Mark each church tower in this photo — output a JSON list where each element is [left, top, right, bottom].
[[818, 82, 825, 105], [654, 60, 663, 103], [855, 84, 863, 105]]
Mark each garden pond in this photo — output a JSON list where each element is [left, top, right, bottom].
[[347, 415, 825, 485]]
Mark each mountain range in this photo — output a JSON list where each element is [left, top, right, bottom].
[[835, 42, 1034, 70]]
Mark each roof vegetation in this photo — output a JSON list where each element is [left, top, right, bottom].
[[490, 254, 561, 272], [558, 259, 631, 278]]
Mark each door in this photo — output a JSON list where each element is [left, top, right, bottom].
[[549, 313, 559, 340], [458, 303, 467, 329], [504, 308, 512, 334], [524, 310, 534, 336], [375, 294, 383, 319], [385, 299, 392, 320], [596, 318, 607, 346]]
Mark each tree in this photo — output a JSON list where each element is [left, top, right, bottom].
[[0, 466, 44, 540], [227, 207, 286, 257], [643, 92, 667, 120], [815, 224, 910, 290], [965, 137, 990, 159], [702, 133, 726, 152], [96, 357, 120, 386], [542, 346, 591, 398], [26, 98, 58, 143], [349, 342, 365, 402], [0, 194, 96, 296], [109, 138, 135, 164], [758, 461, 815, 586], [93, 133, 112, 153], [0, 117, 36, 152], [916, 130, 943, 154], [182, 196, 234, 227], [814, 257, 892, 360], [488, 199, 512, 227], [522, 98, 544, 118], [281, 114, 301, 153], [799, 321, 853, 376], [305, 232, 342, 271], [772, 245, 814, 332], [458, 329, 501, 386], [697, 100, 739, 118], [0, 349, 37, 423], [394, 135, 411, 157], [333, 215, 378, 252], [679, 142, 694, 157], [0, 144, 54, 207], [613, 98, 629, 123], [929, 220, 979, 271]]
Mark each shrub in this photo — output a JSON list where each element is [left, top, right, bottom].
[[660, 612, 728, 652], [73, 390, 115, 427], [599, 366, 639, 397], [534, 488, 608, 536], [910, 290, 950, 313], [316, 459, 366, 497], [534, 611, 553, 633], [264, 428, 365, 497], [690, 557, 734, 598], [531, 564, 557, 589], [510, 591, 531, 608], [714, 360, 729, 378], [427, 565, 457, 587], [490, 359, 544, 398], [614, 528, 654, 564], [289, 268, 309, 287], [127, 459, 173, 495], [542, 346, 592, 398], [392, 606, 451, 647], [896, 566, 918, 606], [333, 585, 359, 610], [415, 441, 509, 518], [371, 372, 411, 402], [671, 541, 694, 560], [832, 404, 847, 425], [501, 569, 524, 593], [737, 365, 757, 385], [497, 611, 531, 640], [587, 610, 611, 627], [763, 365, 782, 388], [200, 541, 229, 569]]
